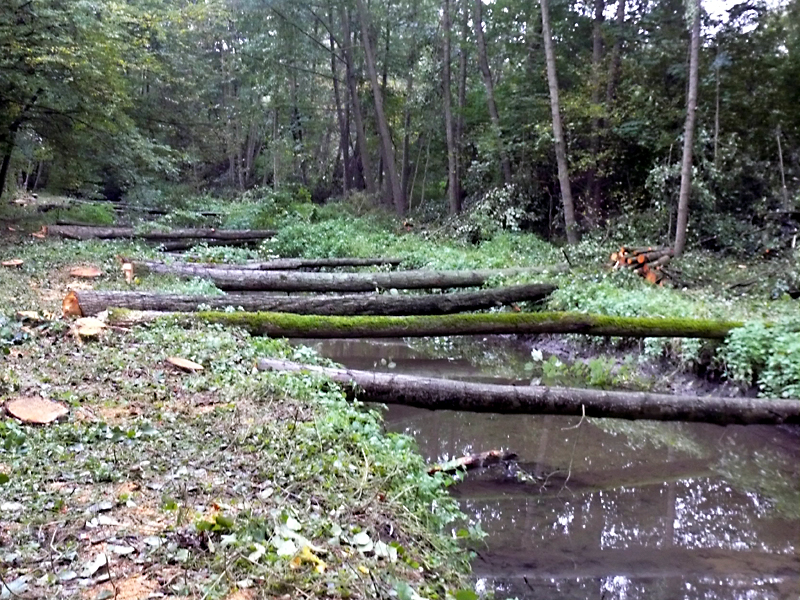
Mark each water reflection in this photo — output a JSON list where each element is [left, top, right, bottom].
[[294, 337, 800, 599]]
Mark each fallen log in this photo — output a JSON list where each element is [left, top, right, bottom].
[[111, 309, 743, 339], [132, 257, 404, 271], [255, 358, 800, 425], [158, 238, 263, 252], [63, 283, 557, 317], [123, 261, 568, 292], [427, 450, 518, 475], [45, 225, 276, 241]]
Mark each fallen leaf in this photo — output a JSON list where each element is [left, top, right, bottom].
[[69, 266, 102, 278], [62, 291, 82, 317], [6, 397, 69, 424], [167, 356, 204, 372], [289, 546, 326, 573], [1, 259, 23, 268]]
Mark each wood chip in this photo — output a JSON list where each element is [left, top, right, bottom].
[[6, 397, 68, 424], [122, 262, 133, 285], [1, 259, 23, 268], [69, 266, 102, 278], [167, 356, 204, 372], [74, 317, 107, 337]]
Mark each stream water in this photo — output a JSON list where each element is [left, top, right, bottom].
[[294, 336, 800, 600]]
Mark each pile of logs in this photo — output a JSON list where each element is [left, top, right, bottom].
[[610, 246, 674, 285]]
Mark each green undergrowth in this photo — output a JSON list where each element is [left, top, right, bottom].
[[0, 321, 473, 599]]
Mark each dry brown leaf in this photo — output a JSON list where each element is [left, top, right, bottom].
[[69, 266, 102, 279], [167, 356, 204, 372], [224, 590, 256, 600], [1, 259, 23, 267], [6, 397, 69, 424]]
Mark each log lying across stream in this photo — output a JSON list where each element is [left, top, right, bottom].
[[124, 260, 569, 292], [130, 257, 404, 271], [45, 225, 276, 241], [110, 310, 743, 339], [256, 358, 800, 425], [64, 283, 556, 317]]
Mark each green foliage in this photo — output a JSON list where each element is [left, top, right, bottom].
[[721, 318, 800, 398], [540, 355, 649, 390], [57, 203, 116, 226]]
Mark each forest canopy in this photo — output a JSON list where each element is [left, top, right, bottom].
[[1, 0, 798, 246]]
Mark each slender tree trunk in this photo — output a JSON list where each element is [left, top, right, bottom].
[[776, 126, 789, 209], [329, 8, 351, 195], [541, 0, 579, 244], [0, 143, 14, 198], [674, 0, 701, 256], [456, 2, 469, 201], [606, 0, 625, 106], [473, 0, 513, 185], [32, 160, 43, 191], [356, 0, 406, 215], [377, 21, 391, 190], [713, 62, 720, 166], [272, 107, 280, 191], [341, 6, 376, 193], [401, 69, 414, 200], [587, 0, 605, 227], [443, 0, 461, 214]]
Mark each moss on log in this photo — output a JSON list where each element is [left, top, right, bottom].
[[114, 309, 743, 339], [201, 310, 741, 339]]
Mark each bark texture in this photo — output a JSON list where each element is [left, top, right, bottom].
[[129, 257, 404, 271], [442, 0, 461, 214], [541, 0, 579, 244], [674, 0, 701, 255], [127, 261, 568, 292], [256, 359, 800, 425], [45, 226, 276, 241], [65, 283, 556, 317]]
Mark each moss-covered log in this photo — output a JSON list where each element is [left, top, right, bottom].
[[256, 358, 800, 425], [112, 309, 743, 339], [45, 225, 276, 241], [64, 283, 556, 317], [130, 257, 404, 271], [125, 261, 568, 292]]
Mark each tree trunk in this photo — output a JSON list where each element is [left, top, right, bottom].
[[65, 283, 556, 317], [474, 0, 513, 186], [255, 359, 798, 425], [45, 226, 276, 241], [777, 126, 789, 209], [456, 2, 469, 202], [341, 6, 376, 193], [355, 0, 406, 215], [713, 60, 720, 166], [443, 0, 461, 214], [0, 144, 13, 199], [329, 8, 351, 195], [127, 257, 403, 271], [587, 0, 605, 227], [674, 0, 701, 256], [125, 260, 568, 292], [541, 0, 579, 244], [0, 91, 40, 200], [400, 69, 414, 200], [606, 0, 625, 105]]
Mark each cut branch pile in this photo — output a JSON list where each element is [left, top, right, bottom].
[[610, 246, 675, 285]]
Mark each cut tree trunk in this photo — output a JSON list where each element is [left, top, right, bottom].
[[115, 310, 743, 339], [129, 257, 404, 271], [125, 261, 568, 292], [45, 225, 276, 241], [256, 359, 800, 425], [64, 283, 557, 317]]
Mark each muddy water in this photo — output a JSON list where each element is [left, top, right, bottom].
[[294, 337, 800, 600]]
